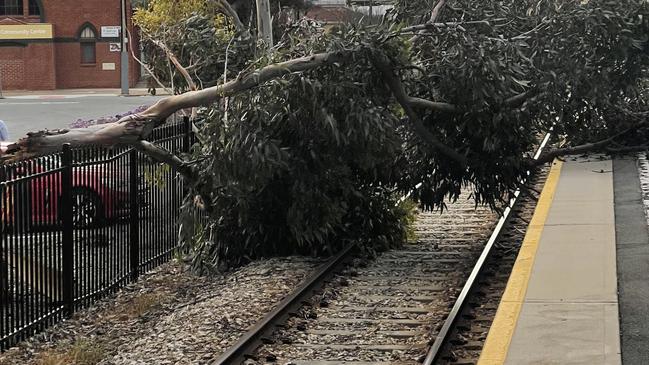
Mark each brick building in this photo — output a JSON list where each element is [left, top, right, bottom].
[[0, 0, 140, 90]]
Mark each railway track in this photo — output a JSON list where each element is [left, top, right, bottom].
[[213, 137, 552, 365], [437, 168, 549, 364], [249, 202, 496, 365]]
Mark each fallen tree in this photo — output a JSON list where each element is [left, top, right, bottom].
[[3, 0, 648, 270]]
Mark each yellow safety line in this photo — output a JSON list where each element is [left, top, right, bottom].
[[478, 160, 564, 365]]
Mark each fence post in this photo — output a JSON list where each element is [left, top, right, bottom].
[[61, 144, 74, 317], [182, 116, 191, 153], [0, 259, 7, 308], [129, 149, 139, 281], [0, 167, 8, 309]]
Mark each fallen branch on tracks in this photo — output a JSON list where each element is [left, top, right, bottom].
[[2, 50, 356, 162]]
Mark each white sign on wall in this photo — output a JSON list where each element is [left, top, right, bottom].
[[101, 26, 121, 38], [102, 63, 116, 71], [109, 43, 121, 52]]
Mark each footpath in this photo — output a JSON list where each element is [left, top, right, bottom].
[[1, 88, 170, 99]]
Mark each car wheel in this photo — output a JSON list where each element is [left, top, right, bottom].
[[68, 188, 104, 228]]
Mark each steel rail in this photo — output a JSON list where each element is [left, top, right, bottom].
[[422, 131, 553, 365], [212, 132, 552, 365], [212, 243, 357, 365]]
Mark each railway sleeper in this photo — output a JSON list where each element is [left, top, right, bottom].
[[314, 318, 428, 326], [305, 329, 426, 338], [275, 361, 420, 365]]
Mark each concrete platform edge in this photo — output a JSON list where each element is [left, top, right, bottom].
[[478, 160, 564, 364]]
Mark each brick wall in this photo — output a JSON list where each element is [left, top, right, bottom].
[[45, 0, 140, 89], [0, 44, 56, 90], [0, 58, 24, 89], [24, 44, 56, 89], [0, 0, 141, 90]]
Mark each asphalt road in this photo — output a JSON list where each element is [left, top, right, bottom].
[[0, 94, 164, 141]]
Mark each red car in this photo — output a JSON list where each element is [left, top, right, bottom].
[[2, 142, 138, 228]]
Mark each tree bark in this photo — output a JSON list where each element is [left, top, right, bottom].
[[2, 50, 354, 162], [256, 0, 273, 47], [535, 138, 619, 165], [407, 96, 458, 113], [401, 20, 491, 34], [429, 0, 446, 23], [133, 140, 197, 184], [535, 122, 647, 165], [215, 0, 250, 38], [127, 29, 173, 95], [148, 38, 199, 118], [150, 38, 198, 93]]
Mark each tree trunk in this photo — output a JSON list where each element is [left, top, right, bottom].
[[256, 0, 273, 47]]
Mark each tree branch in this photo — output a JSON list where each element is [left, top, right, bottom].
[[503, 89, 540, 108], [408, 0, 447, 43], [535, 123, 646, 165], [149, 38, 198, 92], [148, 36, 199, 118], [214, 0, 250, 38], [133, 140, 197, 183], [429, 0, 446, 23], [410, 0, 446, 42], [407, 96, 459, 113], [406, 89, 535, 114], [127, 29, 173, 95], [3, 50, 355, 161], [605, 145, 649, 154], [143, 49, 354, 121], [401, 20, 491, 34], [370, 50, 467, 167], [535, 139, 614, 165], [4, 44, 529, 164], [133, 140, 216, 212]]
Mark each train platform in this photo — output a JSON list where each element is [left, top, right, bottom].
[[479, 156, 649, 365]]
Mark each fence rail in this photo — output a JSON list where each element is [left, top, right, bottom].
[[0, 117, 192, 350]]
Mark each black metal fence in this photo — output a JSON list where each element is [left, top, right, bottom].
[[0, 118, 192, 350]]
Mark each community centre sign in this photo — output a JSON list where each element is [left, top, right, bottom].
[[0, 24, 53, 40]]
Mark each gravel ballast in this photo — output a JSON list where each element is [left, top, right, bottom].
[[0, 257, 323, 364]]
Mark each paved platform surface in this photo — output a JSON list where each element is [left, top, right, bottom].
[[480, 158, 622, 364]]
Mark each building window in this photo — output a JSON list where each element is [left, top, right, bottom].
[[28, 0, 40, 16], [0, 0, 24, 16], [79, 26, 97, 64]]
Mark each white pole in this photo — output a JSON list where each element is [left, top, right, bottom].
[[120, 0, 130, 95]]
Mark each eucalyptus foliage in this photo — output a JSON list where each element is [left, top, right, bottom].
[[132, 0, 648, 271], [134, 2, 239, 93], [180, 29, 415, 271]]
